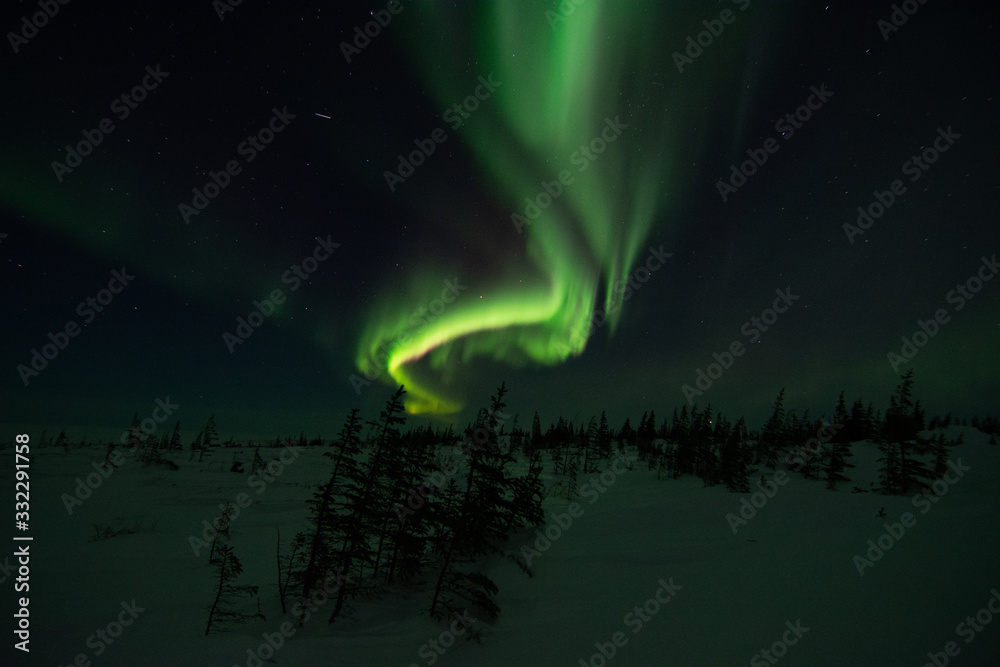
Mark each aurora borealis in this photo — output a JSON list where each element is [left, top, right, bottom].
[[2, 1, 998, 440], [357, 1, 756, 415], [346, 0, 997, 420]]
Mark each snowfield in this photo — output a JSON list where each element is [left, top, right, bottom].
[[13, 426, 1000, 666]]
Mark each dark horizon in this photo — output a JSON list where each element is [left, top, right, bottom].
[[14, 373, 990, 449]]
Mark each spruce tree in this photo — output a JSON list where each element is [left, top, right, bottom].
[[882, 370, 932, 492], [564, 439, 580, 501], [169, 421, 182, 451], [619, 417, 634, 447], [825, 440, 853, 490], [125, 413, 142, 450], [691, 404, 717, 484], [833, 392, 850, 442], [328, 386, 407, 623], [208, 502, 234, 564], [530, 411, 542, 456], [428, 383, 537, 622], [204, 544, 262, 634], [597, 411, 611, 457], [671, 406, 693, 478], [156, 431, 170, 457], [276, 528, 303, 614], [54, 429, 69, 454], [383, 421, 440, 585], [721, 417, 750, 492], [190, 431, 203, 462], [550, 435, 567, 476], [759, 389, 786, 469], [582, 416, 601, 474], [293, 408, 363, 626], [251, 447, 265, 475], [200, 415, 219, 462], [877, 439, 902, 494]]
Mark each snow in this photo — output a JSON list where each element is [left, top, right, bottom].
[[14, 426, 1000, 666]]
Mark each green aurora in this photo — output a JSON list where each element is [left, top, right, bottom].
[[356, 1, 758, 414]]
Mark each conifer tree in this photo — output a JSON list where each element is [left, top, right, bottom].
[[864, 403, 877, 438], [157, 430, 170, 456], [383, 421, 441, 585], [328, 386, 407, 623], [200, 415, 219, 462], [54, 429, 69, 454], [619, 417, 634, 447], [877, 439, 902, 494], [428, 383, 538, 621], [204, 544, 262, 634], [690, 404, 717, 484], [530, 411, 542, 456], [550, 434, 567, 476], [825, 440, 853, 490], [881, 370, 933, 492], [124, 413, 142, 450], [758, 389, 785, 468], [190, 431, 203, 462], [293, 408, 363, 625], [671, 406, 693, 477], [721, 418, 750, 492], [169, 421, 182, 451], [251, 447, 265, 475], [564, 439, 580, 501], [597, 411, 611, 457], [208, 502, 234, 564], [848, 399, 867, 442], [832, 392, 851, 442], [582, 416, 601, 474], [276, 528, 303, 614]]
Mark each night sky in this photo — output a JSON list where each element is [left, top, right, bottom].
[[2, 1, 997, 443]]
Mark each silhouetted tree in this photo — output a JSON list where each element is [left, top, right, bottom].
[[328, 387, 407, 623], [204, 544, 262, 634], [200, 414, 219, 462], [758, 389, 786, 468], [721, 418, 750, 492], [428, 382, 540, 622], [293, 408, 363, 626], [881, 370, 933, 492], [825, 440, 853, 490]]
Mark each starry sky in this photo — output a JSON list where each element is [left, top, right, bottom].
[[2, 1, 997, 443]]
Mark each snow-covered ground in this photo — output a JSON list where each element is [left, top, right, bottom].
[[14, 426, 1000, 666]]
